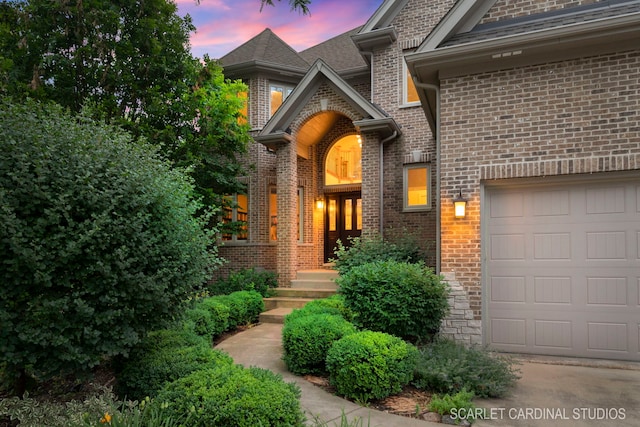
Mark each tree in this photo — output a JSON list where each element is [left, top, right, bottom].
[[0, 0, 250, 206], [0, 99, 221, 395], [260, 0, 311, 14]]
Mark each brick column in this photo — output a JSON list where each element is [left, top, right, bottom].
[[276, 138, 298, 286], [360, 132, 381, 235]]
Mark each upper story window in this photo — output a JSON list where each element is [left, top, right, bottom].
[[222, 193, 248, 242], [325, 135, 362, 186], [402, 60, 420, 106], [404, 164, 431, 211], [238, 91, 248, 125], [270, 83, 294, 117]]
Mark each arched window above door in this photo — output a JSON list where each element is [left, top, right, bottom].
[[324, 135, 362, 186]]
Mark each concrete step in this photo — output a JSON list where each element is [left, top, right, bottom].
[[274, 288, 336, 299], [295, 269, 339, 281], [289, 279, 338, 290], [260, 269, 339, 323], [263, 296, 314, 310], [259, 307, 293, 324]]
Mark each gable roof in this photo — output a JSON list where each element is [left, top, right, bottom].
[[219, 28, 310, 79], [299, 27, 368, 78], [406, 0, 640, 132], [256, 59, 400, 151]]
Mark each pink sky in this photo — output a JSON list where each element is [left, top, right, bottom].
[[176, 0, 384, 59]]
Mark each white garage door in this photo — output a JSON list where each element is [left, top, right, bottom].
[[485, 174, 640, 361]]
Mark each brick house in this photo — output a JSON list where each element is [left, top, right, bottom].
[[217, 0, 640, 361]]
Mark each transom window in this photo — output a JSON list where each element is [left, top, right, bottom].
[[270, 83, 294, 117], [325, 135, 362, 186]]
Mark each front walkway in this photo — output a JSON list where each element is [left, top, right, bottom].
[[214, 323, 433, 426]]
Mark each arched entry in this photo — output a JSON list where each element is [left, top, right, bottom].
[[323, 135, 362, 262]]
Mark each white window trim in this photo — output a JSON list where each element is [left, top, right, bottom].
[[403, 163, 431, 212]]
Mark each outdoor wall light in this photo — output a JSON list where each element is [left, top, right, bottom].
[[316, 197, 325, 210], [453, 188, 467, 219]]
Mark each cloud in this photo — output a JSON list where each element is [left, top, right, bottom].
[[177, 0, 383, 59]]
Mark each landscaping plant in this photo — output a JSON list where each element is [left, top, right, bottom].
[[282, 313, 357, 375], [325, 331, 418, 403], [155, 364, 305, 427], [413, 338, 520, 398], [284, 294, 353, 324], [337, 260, 449, 342], [428, 389, 478, 421], [208, 267, 278, 297], [0, 100, 219, 395]]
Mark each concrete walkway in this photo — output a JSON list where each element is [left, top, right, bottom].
[[215, 323, 434, 426], [215, 323, 640, 427]]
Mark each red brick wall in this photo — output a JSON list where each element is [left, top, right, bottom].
[[440, 50, 640, 317]]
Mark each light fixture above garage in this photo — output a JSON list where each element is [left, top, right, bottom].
[[453, 188, 467, 219]]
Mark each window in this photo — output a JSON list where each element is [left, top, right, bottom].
[[222, 193, 248, 242], [404, 164, 431, 211], [325, 135, 362, 186], [270, 83, 294, 117], [269, 187, 303, 242], [402, 60, 420, 106], [238, 90, 248, 125]]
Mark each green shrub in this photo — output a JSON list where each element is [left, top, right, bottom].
[[331, 233, 425, 275], [0, 387, 183, 427], [183, 307, 217, 338], [325, 331, 418, 402], [155, 364, 305, 427], [208, 268, 278, 297], [283, 313, 357, 375], [216, 290, 264, 328], [284, 295, 352, 324], [194, 297, 231, 336], [428, 389, 478, 420], [337, 260, 448, 343], [413, 338, 520, 398], [0, 100, 219, 392], [114, 329, 232, 400]]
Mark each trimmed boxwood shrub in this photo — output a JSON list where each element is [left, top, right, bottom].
[[216, 290, 264, 329], [326, 330, 418, 402], [155, 364, 305, 427], [194, 297, 231, 337], [337, 260, 449, 342], [114, 328, 232, 400], [208, 267, 278, 297], [282, 313, 357, 375]]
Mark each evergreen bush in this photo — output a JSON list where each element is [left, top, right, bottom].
[[326, 331, 418, 402], [208, 268, 278, 297], [337, 260, 448, 343], [155, 364, 305, 427], [0, 100, 219, 392], [282, 313, 356, 375], [114, 328, 232, 400]]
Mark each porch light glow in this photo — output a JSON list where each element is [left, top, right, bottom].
[[316, 197, 325, 209], [453, 188, 467, 219]]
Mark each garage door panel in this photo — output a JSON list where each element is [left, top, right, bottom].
[[485, 176, 640, 361]]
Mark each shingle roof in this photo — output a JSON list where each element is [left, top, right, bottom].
[[442, 0, 640, 47], [219, 28, 310, 69], [299, 26, 368, 73]]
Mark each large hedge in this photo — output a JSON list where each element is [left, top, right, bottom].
[[337, 260, 449, 342], [0, 100, 220, 392]]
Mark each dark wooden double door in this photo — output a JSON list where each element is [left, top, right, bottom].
[[324, 192, 362, 262]]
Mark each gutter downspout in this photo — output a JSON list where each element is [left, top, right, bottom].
[[413, 80, 441, 274], [379, 131, 398, 234]]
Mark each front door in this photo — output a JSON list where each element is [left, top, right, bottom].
[[324, 192, 362, 262]]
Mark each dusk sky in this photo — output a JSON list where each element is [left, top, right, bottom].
[[176, 0, 385, 60]]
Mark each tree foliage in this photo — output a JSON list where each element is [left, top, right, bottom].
[[260, 0, 311, 14], [0, 0, 251, 205], [0, 99, 220, 394]]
